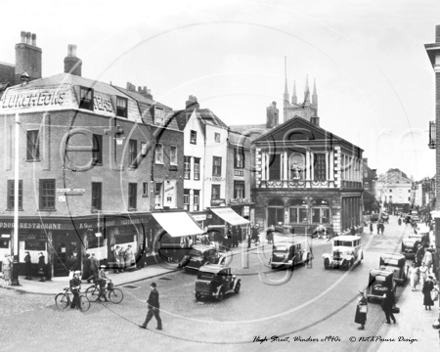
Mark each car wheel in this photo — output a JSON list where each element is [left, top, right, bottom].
[[217, 289, 224, 302], [305, 253, 311, 264], [195, 292, 201, 300], [324, 257, 330, 270], [349, 259, 354, 269], [234, 281, 241, 294]]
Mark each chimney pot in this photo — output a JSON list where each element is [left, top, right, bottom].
[[31, 33, 36, 46], [26, 32, 31, 44], [436, 25, 440, 43], [20, 31, 26, 43], [71, 45, 77, 57]]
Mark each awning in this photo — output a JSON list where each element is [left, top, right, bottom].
[[210, 207, 250, 226], [152, 212, 205, 237]]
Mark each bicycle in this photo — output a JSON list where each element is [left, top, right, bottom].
[[85, 281, 124, 304], [55, 287, 90, 312]]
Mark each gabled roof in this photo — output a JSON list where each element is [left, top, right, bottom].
[[173, 108, 229, 135]]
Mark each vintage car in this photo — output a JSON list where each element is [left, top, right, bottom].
[[322, 235, 363, 270], [366, 269, 396, 302], [410, 210, 420, 222], [401, 230, 429, 257], [194, 264, 241, 301], [269, 234, 312, 269], [380, 212, 389, 223], [379, 253, 408, 285], [178, 244, 222, 273]]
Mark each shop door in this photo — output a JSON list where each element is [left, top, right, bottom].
[[267, 207, 284, 227], [53, 237, 81, 277]]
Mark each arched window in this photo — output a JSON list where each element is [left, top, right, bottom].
[[289, 198, 307, 224], [311, 198, 330, 224], [267, 198, 284, 226]]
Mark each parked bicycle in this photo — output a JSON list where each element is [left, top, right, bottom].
[[85, 281, 124, 304], [55, 287, 90, 312]]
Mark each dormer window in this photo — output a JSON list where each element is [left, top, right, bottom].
[[80, 86, 93, 110], [154, 106, 164, 125], [116, 97, 128, 118]]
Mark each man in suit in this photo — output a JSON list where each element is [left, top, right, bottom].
[[139, 282, 162, 330], [24, 251, 32, 280], [70, 271, 82, 309], [88, 253, 99, 283]]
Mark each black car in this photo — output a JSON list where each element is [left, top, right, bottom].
[[178, 244, 221, 273], [194, 264, 241, 301]]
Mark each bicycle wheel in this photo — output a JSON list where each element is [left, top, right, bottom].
[[79, 295, 90, 312], [85, 286, 100, 302], [108, 288, 124, 304], [55, 293, 70, 309]]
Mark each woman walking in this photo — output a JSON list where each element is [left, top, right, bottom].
[[422, 275, 435, 310], [409, 263, 420, 291], [37, 252, 46, 282], [354, 290, 368, 330]]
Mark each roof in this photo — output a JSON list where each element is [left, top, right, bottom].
[[198, 264, 230, 274], [333, 235, 361, 241], [229, 124, 268, 141], [190, 244, 215, 252], [369, 269, 393, 277], [380, 253, 406, 260]]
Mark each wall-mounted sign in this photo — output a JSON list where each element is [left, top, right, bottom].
[[234, 170, 244, 177], [211, 199, 226, 206], [205, 177, 226, 182], [192, 214, 207, 221], [164, 180, 176, 208]]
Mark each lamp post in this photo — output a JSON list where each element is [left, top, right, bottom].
[[11, 113, 20, 286]]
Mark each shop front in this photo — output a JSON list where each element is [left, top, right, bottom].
[[208, 207, 251, 247]]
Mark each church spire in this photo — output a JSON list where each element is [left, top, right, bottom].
[[291, 80, 297, 105], [304, 75, 310, 106], [283, 57, 289, 106], [312, 78, 318, 111]]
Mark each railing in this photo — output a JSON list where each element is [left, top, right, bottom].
[[260, 180, 336, 189]]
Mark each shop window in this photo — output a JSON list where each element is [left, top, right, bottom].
[[92, 134, 103, 165], [170, 146, 177, 165], [234, 181, 245, 199], [7, 180, 23, 210], [314, 153, 326, 181], [39, 179, 55, 210], [184, 156, 191, 179], [193, 190, 200, 211], [155, 144, 163, 164], [268, 198, 285, 226], [128, 183, 137, 209], [91, 182, 102, 211], [87, 236, 105, 249], [184, 189, 190, 211], [0, 239, 9, 249], [26, 130, 40, 161], [194, 158, 200, 180], [116, 97, 128, 118], [190, 130, 197, 144], [211, 185, 220, 200], [129, 139, 137, 167], [212, 156, 222, 176], [79, 86, 93, 110], [288, 198, 307, 224], [25, 241, 45, 251]]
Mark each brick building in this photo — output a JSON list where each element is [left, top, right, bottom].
[[0, 36, 195, 277]]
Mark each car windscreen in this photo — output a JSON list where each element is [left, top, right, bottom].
[[334, 241, 354, 247], [382, 259, 399, 266], [190, 249, 204, 256]]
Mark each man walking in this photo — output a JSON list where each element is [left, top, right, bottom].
[[24, 251, 32, 280], [139, 282, 162, 330]]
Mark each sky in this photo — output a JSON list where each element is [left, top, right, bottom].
[[1, 0, 439, 180]]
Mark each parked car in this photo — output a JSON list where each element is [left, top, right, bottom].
[[401, 232, 429, 257], [270, 234, 312, 269], [379, 253, 408, 286], [322, 235, 363, 270], [370, 213, 379, 223], [178, 244, 222, 273], [410, 210, 420, 222], [194, 264, 241, 301], [366, 269, 396, 302]]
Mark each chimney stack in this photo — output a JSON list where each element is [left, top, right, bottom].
[[64, 44, 82, 76], [185, 95, 199, 110], [15, 31, 42, 84]]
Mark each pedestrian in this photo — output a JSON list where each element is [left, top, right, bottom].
[[81, 253, 91, 283], [125, 245, 134, 269], [423, 248, 433, 271], [252, 224, 260, 245], [88, 253, 99, 283], [266, 224, 274, 244], [354, 290, 368, 330], [419, 263, 428, 289], [113, 245, 121, 273], [68, 250, 80, 279], [422, 275, 435, 310], [97, 265, 110, 302], [2, 254, 12, 286], [119, 246, 126, 272], [369, 221, 373, 235], [24, 251, 32, 280], [139, 282, 162, 330], [70, 270, 82, 309], [409, 263, 420, 291], [381, 290, 397, 324], [37, 252, 46, 282]]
